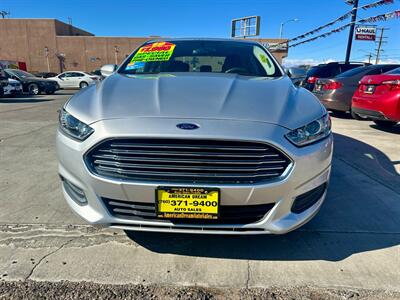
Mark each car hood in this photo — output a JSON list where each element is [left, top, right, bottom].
[[66, 73, 325, 130]]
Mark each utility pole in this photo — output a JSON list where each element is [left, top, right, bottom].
[[375, 28, 388, 64], [344, 0, 359, 64]]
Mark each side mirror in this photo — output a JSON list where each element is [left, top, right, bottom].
[[100, 64, 118, 77]]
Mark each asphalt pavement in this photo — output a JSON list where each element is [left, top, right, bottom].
[[0, 90, 399, 297]]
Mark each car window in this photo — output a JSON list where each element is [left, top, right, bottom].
[[69, 72, 83, 77], [336, 66, 369, 78], [289, 68, 306, 77], [59, 73, 67, 79], [340, 64, 358, 72], [381, 65, 400, 73], [6, 69, 35, 79], [365, 68, 383, 76], [119, 40, 282, 77], [308, 66, 336, 78], [385, 67, 400, 75]]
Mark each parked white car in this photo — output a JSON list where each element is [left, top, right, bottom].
[[49, 71, 100, 89], [3, 78, 23, 97]]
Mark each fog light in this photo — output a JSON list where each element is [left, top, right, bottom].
[[61, 176, 88, 205]]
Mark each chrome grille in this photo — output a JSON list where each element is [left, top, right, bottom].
[[85, 139, 291, 184]]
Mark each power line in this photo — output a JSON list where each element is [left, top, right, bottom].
[[281, 0, 394, 45]]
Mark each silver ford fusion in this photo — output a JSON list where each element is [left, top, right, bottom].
[[56, 39, 333, 234]]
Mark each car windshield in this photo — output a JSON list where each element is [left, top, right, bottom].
[[119, 40, 282, 77], [386, 67, 400, 75], [7, 69, 35, 79], [336, 66, 367, 78]]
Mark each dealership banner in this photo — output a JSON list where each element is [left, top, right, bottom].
[[355, 25, 377, 41]]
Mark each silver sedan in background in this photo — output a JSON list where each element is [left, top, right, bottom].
[[56, 39, 333, 234]]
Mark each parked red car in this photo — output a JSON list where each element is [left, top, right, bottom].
[[352, 67, 400, 127]]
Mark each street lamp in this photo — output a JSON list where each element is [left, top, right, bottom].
[[279, 18, 299, 39]]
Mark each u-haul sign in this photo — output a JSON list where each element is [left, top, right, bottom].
[[355, 25, 377, 41]]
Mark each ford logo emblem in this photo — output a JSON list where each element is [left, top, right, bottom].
[[176, 123, 199, 130]]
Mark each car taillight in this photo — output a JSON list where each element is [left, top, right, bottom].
[[323, 81, 342, 90], [90, 76, 98, 80], [381, 80, 400, 91], [307, 76, 318, 84]]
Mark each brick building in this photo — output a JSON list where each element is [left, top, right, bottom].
[[0, 18, 288, 73]]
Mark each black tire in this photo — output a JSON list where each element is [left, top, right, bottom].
[[79, 81, 88, 89], [373, 120, 398, 128], [351, 110, 363, 120], [0, 87, 4, 98], [28, 83, 40, 95]]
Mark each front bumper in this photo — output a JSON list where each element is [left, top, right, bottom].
[[56, 118, 333, 234]]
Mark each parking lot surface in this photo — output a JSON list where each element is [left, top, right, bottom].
[[0, 91, 399, 296]]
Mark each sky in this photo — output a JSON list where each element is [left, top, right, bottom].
[[1, 0, 399, 66]]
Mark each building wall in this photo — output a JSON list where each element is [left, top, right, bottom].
[[55, 36, 149, 72], [0, 19, 58, 71], [0, 19, 288, 73]]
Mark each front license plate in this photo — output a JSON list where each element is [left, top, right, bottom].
[[156, 187, 220, 219]]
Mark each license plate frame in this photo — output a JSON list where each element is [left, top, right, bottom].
[[364, 85, 376, 94], [155, 186, 220, 220], [315, 84, 323, 92]]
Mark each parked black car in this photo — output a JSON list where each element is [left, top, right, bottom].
[[300, 62, 371, 91], [4, 69, 59, 95]]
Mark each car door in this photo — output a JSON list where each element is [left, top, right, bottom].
[[57, 73, 71, 88], [70, 72, 85, 88]]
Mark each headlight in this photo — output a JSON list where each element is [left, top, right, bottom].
[[59, 109, 94, 141], [285, 114, 331, 146]]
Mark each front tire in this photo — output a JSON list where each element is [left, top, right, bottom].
[[373, 120, 398, 128], [28, 83, 40, 95], [79, 81, 88, 89]]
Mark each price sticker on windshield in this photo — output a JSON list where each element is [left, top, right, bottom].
[[130, 42, 176, 63]]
